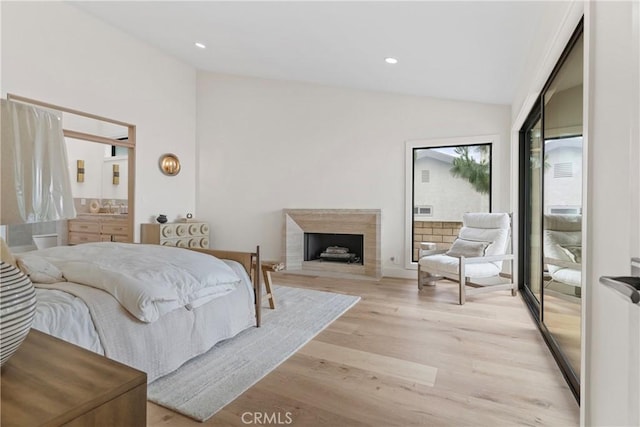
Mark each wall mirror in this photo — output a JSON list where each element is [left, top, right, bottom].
[[64, 117, 130, 215], [3, 95, 135, 249], [519, 22, 583, 398]]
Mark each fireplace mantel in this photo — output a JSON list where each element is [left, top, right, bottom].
[[283, 209, 381, 279]]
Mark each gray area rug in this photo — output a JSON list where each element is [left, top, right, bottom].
[[148, 285, 360, 422]]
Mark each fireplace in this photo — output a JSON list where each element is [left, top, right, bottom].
[[304, 233, 364, 264], [283, 209, 381, 279]]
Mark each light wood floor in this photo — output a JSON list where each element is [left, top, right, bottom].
[[148, 274, 579, 426]]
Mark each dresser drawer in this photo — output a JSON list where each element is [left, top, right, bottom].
[[141, 222, 210, 248], [69, 232, 102, 245], [101, 222, 129, 236], [69, 221, 100, 234]]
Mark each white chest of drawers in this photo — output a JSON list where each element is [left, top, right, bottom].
[[140, 222, 209, 248]]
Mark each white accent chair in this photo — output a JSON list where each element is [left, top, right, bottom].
[[417, 212, 517, 304], [543, 214, 582, 296]]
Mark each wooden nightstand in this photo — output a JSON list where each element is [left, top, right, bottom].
[[1, 329, 147, 426]]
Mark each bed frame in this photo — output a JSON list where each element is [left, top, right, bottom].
[[190, 246, 262, 327]]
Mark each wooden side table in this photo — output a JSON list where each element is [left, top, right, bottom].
[[261, 261, 284, 309], [1, 329, 147, 426]]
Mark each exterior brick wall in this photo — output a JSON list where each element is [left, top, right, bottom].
[[413, 220, 462, 261]]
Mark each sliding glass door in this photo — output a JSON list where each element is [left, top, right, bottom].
[[522, 112, 543, 306], [519, 21, 583, 399]]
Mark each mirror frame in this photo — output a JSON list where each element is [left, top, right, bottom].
[[7, 94, 136, 244]]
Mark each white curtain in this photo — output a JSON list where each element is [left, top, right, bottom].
[[1, 99, 76, 224]]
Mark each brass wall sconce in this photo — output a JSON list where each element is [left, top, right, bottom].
[[77, 160, 85, 182], [113, 164, 120, 185], [159, 153, 181, 176]]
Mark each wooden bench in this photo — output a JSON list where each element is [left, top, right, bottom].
[[261, 261, 284, 309]]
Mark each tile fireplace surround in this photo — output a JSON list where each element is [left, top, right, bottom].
[[283, 209, 381, 279]]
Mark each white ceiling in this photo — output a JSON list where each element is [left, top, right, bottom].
[[71, 1, 544, 105]]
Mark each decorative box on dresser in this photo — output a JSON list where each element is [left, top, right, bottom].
[[68, 214, 130, 245], [141, 222, 210, 248], [0, 330, 146, 426]]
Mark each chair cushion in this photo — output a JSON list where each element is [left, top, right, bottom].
[[551, 267, 582, 288], [545, 214, 582, 232], [419, 254, 501, 279], [559, 245, 582, 264], [446, 238, 490, 258], [462, 212, 510, 229], [458, 213, 510, 270]]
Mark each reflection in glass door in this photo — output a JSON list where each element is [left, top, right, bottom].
[[524, 117, 543, 305], [519, 21, 583, 399], [542, 31, 584, 379]]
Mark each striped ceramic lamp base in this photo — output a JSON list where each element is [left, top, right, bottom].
[[0, 261, 36, 366]]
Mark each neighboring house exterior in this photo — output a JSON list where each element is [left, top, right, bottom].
[[544, 138, 583, 214], [413, 150, 489, 222]]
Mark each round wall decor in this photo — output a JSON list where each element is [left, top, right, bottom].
[[159, 153, 181, 176]]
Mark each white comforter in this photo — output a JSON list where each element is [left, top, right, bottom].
[[20, 242, 242, 322], [31, 259, 256, 382]]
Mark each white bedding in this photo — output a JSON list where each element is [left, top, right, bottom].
[[31, 259, 256, 382], [18, 242, 241, 322], [32, 288, 104, 353]]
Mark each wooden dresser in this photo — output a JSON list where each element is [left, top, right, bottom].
[[141, 222, 210, 248], [68, 214, 130, 244], [0, 329, 146, 426]]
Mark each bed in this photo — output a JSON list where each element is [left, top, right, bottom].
[[13, 242, 261, 383]]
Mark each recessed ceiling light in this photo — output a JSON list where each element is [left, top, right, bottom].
[[195, 42, 206, 49], [385, 57, 398, 64]]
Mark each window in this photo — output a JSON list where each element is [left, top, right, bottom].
[[406, 137, 493, 265]]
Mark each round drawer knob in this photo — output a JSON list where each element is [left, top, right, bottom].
[[177, 239, 188, 248], [161, 225, 174, 238], [200, 237, 209, 247], [161, 241, 172, 246], [188, 239, 198, 248], [200, 224, 209, 234], [176, 225, 186, 236], [188, 224, 200, 235]]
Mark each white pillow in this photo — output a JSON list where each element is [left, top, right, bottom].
[[16, 254, 66, 284], [559, 245, 582, 264], [446, 238, 491, 258]]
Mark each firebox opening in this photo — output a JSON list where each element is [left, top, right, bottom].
[[304, 233, 364, 264]]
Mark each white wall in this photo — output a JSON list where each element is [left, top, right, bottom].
[[511, 1, 582, 126], [66, 138, 105, 200], [196, 72, 510, 276], [586, 2, 640, 425], [1, 2, 197, 239]]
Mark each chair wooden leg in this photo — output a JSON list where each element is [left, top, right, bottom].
[[418, 263, 423, 290], [511, 287, 517, 297]]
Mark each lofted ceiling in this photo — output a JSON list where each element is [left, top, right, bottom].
[[71, 1, 545, 105]]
